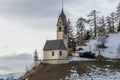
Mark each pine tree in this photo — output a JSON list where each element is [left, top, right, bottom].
[[76, 17, 86, 45], [67, 19, 75, 49], [118, 21, 120, 32], [34, 49, 38, 61], [106, 16, 112, 33], [98, 16, 106, 36], [84, 30, 91, 40]]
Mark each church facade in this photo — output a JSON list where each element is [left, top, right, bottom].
[[42, 8, 69, 64]]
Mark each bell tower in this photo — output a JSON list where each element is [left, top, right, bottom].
[[57, 6, 68, 48]]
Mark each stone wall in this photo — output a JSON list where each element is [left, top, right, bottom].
[[43, 59, 69, 64]]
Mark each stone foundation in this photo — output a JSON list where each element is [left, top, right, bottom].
[[43, 59, 69, 64]]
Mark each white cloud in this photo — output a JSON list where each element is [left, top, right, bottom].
[[0, 53, 32, 60], [0, 53, 33, 74]]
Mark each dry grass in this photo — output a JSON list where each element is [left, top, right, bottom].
[[19, 61, 120, 80]]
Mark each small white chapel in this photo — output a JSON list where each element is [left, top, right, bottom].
[[42, 7, 69, 64]]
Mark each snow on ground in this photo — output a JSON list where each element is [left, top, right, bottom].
[[104, 33, 120, 58], [76, 33, 120, 59], [68, 53, 95, 61], [69, 56, 94, 61], [0, 73, 24, 80], [65, 66, 120, 80]]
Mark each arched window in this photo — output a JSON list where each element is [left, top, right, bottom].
[[52, 51, 54, 56], [59, 51, 62, 56], [59, 27, 62, 31]]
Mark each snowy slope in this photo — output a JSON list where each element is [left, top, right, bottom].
[[65, 66, 120, 80], [77, 33, 120, 59], [104, 33, 120, 58]]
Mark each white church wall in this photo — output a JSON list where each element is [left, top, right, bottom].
[[44, 50, 67, 60], [43, 50, 68, 64]]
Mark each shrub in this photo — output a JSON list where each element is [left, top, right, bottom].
[[79, 51, 95, 59]]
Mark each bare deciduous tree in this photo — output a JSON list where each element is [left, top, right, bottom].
[[116, 3, 120, 32], [110, 12, 116, 33], [116, 3, 120, 19], [87, 10, 100, 37], [106, 16, 112, 33]]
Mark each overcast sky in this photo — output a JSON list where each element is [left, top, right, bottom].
[[0, 0, 120, 74], [0, 53, 33, 74]]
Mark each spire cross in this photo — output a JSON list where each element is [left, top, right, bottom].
[[62, 0, 64, 9]]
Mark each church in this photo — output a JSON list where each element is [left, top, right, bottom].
[[19, 8, 70, 79], [42, 8, 69, 64]]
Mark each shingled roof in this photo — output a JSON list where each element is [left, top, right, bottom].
[[57, 8, 67, 26], [59, 9, 67, 25], [43, 39, 67, 50]]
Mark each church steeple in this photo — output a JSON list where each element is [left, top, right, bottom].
[[56, 1, 68, 48], [57, 0, 67, 26], [61, 8, 64, 16], [57, 8, 67, 26], [61, 0, 64, 16]]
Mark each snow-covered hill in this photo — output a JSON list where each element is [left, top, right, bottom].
[[77, 33, 120, 59], [65, 66, 120, 80]]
